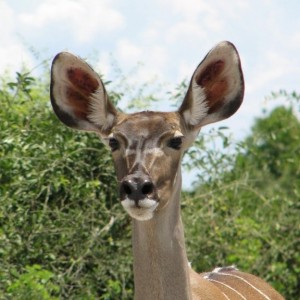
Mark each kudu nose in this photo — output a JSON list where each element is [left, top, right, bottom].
[[120, 175, 155, 203]]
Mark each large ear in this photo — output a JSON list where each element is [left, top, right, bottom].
[[50, 52, 118, 134], [178, 41, 244, 128]]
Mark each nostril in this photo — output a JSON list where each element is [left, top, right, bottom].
[[122, 181, 133, 195], [141, 182, 154, 195], [120, 177, 155, 201]]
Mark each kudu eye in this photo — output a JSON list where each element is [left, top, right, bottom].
[[167, 137, 183, 150], [108, 138, 120, 152]]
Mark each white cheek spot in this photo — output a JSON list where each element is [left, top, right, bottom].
[[173, 171, 178, 187]]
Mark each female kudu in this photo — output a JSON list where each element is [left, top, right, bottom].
[[50, 41, 284, 300]]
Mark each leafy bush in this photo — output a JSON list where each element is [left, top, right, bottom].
[[0, 72, 133, 299], [6, 264, 59, 300]]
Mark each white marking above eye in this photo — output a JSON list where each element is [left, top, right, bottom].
[[125, 144, 164, 158], [174, 130, 184, 137]]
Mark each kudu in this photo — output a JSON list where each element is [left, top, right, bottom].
[[50, 41, 284, 300]]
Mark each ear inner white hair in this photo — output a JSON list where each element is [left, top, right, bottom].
[[180, 41, 244, 128], [183, 82, 208, 126], [50, 52, 118, 134], [88, 87, 116, 131]]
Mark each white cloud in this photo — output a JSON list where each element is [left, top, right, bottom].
[[116, 39, 143, 65], [161, 0, 214, 21], [167, 21, 206, 43], [19, 0, 124, 43], [142, 28, 160, 43], [95, 52, 112, 77], [247, 51, 296, 94], [288, 31, 300, 50], [0, 1, 33, 73], [138, 45, 169, 82], [114, 38, 169, 82], [161, 0, 249, 21], [159, 0, 251, 42], [176, 61, 195, 82]]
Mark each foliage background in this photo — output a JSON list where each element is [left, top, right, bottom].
[[0, 70, 299, 299]]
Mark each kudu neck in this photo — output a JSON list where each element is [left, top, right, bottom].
[[132, 168, 192, 300]]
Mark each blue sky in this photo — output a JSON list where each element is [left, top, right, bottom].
[[1, 0, 300, 186]]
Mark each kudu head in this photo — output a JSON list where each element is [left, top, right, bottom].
[[50, 41, 244, 221]]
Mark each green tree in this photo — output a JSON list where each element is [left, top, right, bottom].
[[183, 98, 300, 299]]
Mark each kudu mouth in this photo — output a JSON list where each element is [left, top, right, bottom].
[[119, 173, 159, 221]]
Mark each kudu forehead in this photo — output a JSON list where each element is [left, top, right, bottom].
[[114, 111, 182, 142], [111, 112, 183, 183]]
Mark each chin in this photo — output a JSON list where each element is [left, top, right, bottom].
[[121, 198, 159, 221]]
